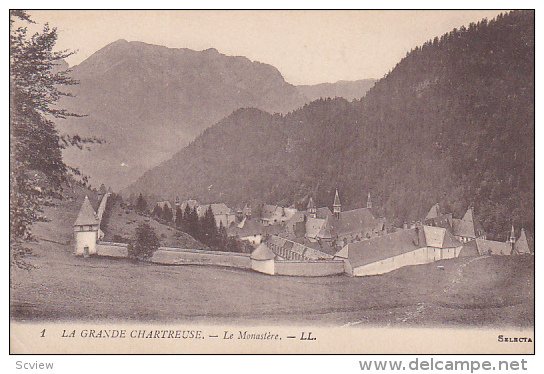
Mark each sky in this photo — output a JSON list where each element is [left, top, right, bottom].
[[28, 10, 504, 85]]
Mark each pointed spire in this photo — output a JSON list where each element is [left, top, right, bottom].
[[307, 196, 315, 210], [508, 225, 516, 244], [462, 206, 474, 222], [74, 195, 99, 227], [307, 196, 316, 218], [425, 203, 440, 220], [333, 189, 341, 207], [366, 192, 372, 209], [333, 189, 341, 219]]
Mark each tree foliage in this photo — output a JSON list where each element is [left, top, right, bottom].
[[127, 11, 534, 240], [135, 193, 147, 213], [128, 223, 160, 261], [9, 10, 97, 268]]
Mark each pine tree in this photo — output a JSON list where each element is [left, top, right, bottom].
[[201, 206, 217, 247], [152, 204, 163, 219], [187, 206, 199, 239], [162, 205, 173, 222], [182, 204, 191, 232], [175, 206, 183, 228], [10, 11, 97, 268], [135, 193, 147, 213]]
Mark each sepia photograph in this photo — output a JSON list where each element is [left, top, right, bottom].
[[9, 9, 535, 354]]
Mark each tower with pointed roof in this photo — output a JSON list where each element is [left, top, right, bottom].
[[333, 189, 341, 219], [73, 195, 100, 257], [508, 225, 516, 253], [514, 228, 531, 254], [307, 197, 317, 218], [366, 192, 372, 209]]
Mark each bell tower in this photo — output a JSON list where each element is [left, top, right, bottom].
[[333, 189, 341, 219], [307, 197, 317, 218]]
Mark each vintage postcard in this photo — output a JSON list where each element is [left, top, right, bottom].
[[9, 9, 534, 354]]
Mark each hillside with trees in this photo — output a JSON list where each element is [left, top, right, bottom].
[[125, 11, 534, 240]]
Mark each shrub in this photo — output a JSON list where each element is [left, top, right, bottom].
[[128, 223, 160, 261]]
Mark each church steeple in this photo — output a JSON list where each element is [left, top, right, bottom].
[[333, 189, 341, 219], [508, 225, 516, 244], [307, 197, 316, 218], [366, 192, 372, 209]]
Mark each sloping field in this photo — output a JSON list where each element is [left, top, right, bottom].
[[101, 199, 205, 249]]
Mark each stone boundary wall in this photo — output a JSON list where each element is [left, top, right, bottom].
[[150, 246, 251, 269], [96, 241, 129, 258], [274, 259, 345, 276]]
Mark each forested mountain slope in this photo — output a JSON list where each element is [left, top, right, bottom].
[[125, 11, 534, 239]]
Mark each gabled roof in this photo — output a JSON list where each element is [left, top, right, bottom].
[[251, 243, 275, 260], [341, 228, 425, 268], [261, 204, 278, 220], [198, 203, 233, 217], [305, 217, 327, 239], [422, 226, 461, 248], [267, 235, 333, 260], [459, 241, 480, 257], [452, 218, 476, 238], [228, 218, 282, 237], [316, 207, 333, 219], [425, 213, 453, 230], [74, 196, 99, 226], [514, 229, 531, 254], [334, 208, 384, 236], [473, 239, 512, 256]]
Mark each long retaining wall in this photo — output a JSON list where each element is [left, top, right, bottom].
[[96, 241, 129, 258], [150, 247, 251, 269], [273, 259, 345, 276]]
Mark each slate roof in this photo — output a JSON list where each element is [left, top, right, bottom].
[[425, 213, 453, 230], [337, 228, 426, 268], [422, 226, 461, 248], [333, 208, 385, 236], [472, 239, 512, 255], [452, 218, 476, 238], [228, 218, 282, 237], [514, 229, 531, 254], [74, 196, 99, 226], [316, 207, 333, 219], [267, 235, 334, 260], [305, 217, 328, 239], [197, 203, 233, 217], [251, 243, 275, 260], [339, 225, 461, 268], [459, 241, 480, 257], [425, 203, 441, 220], [261, 204, 278, 220]]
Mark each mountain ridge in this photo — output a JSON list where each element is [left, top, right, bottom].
[[124, 11, 534, 239], [58, 39, 375, 190]]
